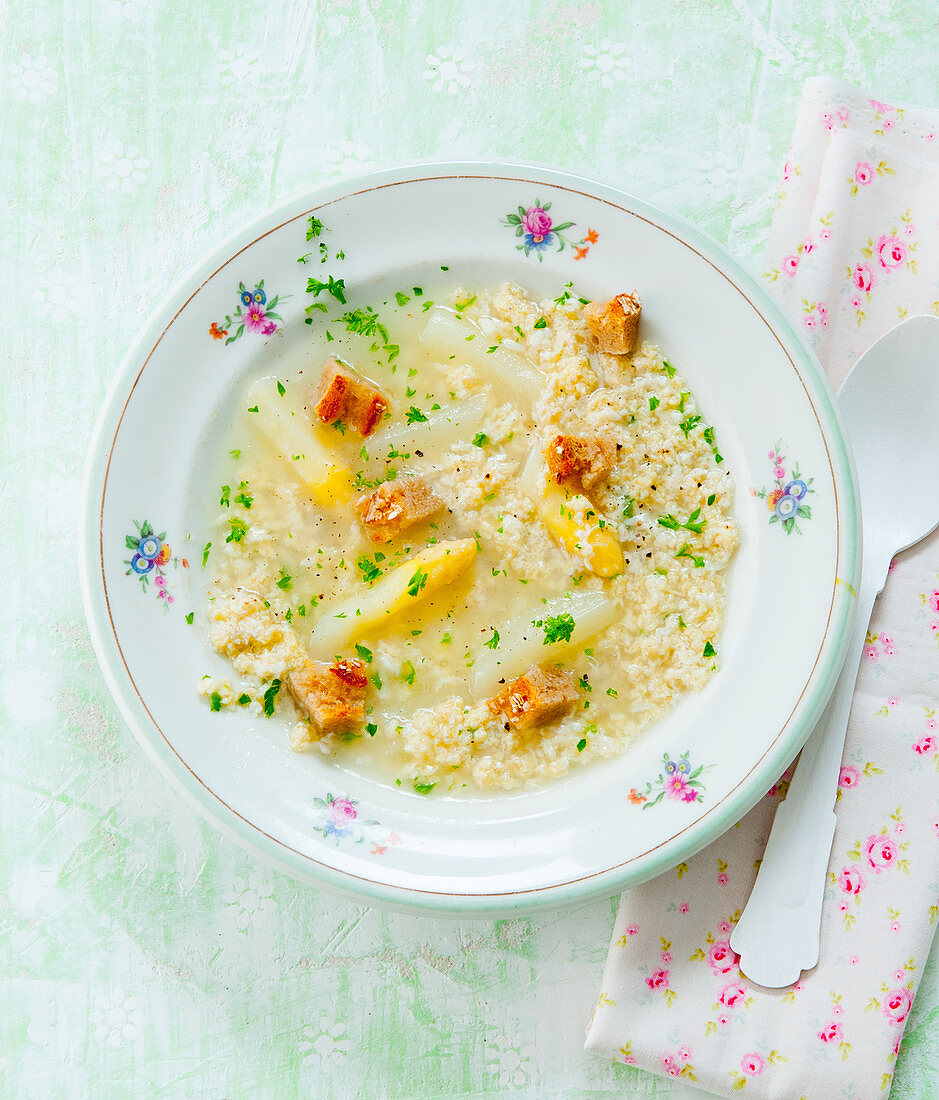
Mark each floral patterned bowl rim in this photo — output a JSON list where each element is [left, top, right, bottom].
[[79, 161, 861, 915]]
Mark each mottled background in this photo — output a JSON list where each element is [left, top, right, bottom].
[[4, 1, 938, 1096]]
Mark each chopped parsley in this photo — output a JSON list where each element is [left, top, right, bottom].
[[679, 414, 702, 438], [406, 566, 428, 598], [576, 738, 587, 752], [455, 294, 476, 313], [707, 493, 717, 506], [237, 693, 251, 706], [406, 406, 428, 425], [339, 305, 387, 342], [658, 508, 706, 534], [370, 672, 383, 690], [400, 660, 416, 685], [662, 360, 676, 378], [185, 612, 194, 625], [440, 632, 452, 645], [247, 404, 259, 413], [219, 484, 231, 508], [306, 275, 346, 304], [483, 630, 500, 650], [226, 517, 248, 544], [471, 432, 489, 447], [233, 481, 253, 509], [534, 612, 576, 646], [366, 721, 378, 737], [577, 675, 592, 693], [533, 316, 547, 329], [675, 543, 705, 568], [229, 449, 241, 459], [275, 567, 292, 590], [305, 215, 325, 240], [622, 497, 637, 519], [209, 692, 222, 712], [262, 678, 281, 717], [413, 778, 437, 796], [201, 541, 211, 567], [703, 640, 717, 659], [276, 380, 286, 396], [606, 687, 618, 698], [648, 396, 660, 412], [354, 643, 373, 664], [357, 555, 383, 585]]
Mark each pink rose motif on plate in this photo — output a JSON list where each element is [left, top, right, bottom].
[[707, 939, 739, 976], [741, 1053, 765, 1077], [876, 234, 907, 270], [782, 254, 800, 277], [325, 797, 358, 836], [838, 865, 864, 895], [717, 920, 731, 936], [501, 198, 594, 261], [839, 765, 860, 789], [313, 792, 382, 847], [883, 987, 913, 1025], [522, 206, 552, 240], [719, 982, 747, 1007], [914, 735, 935, 755], [211, 279, 288, 345], [866, 833, 898, 872], [646, 967, 669, 990], [855, 162, 874, 186]]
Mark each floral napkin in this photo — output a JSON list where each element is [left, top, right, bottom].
[[584, 78, 939, 1099]]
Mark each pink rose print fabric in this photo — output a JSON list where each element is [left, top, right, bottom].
[[765, 76, 939, 389], [586, 79, 939, 1098]]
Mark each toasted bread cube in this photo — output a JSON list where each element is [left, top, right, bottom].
[[287, 657, 368, 737], [546, 433, 617, 491], [355, 475, 443, 544], [314, 358, 388, 436], [490, 666, 579, 732], [584, 292, 641, 355]]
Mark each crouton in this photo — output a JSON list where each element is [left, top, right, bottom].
[[546, 433, 617, 491], [287, 657, 368, 737], [314, 358, 388, 436], [583, 292, 641, 355], [489, 666, 579, 731], [355, 475, 443, 544]]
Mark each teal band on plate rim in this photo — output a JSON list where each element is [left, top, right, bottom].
[[79, 160, 862, 915]]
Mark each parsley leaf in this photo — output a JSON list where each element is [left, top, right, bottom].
[[354, 643, 373, 664], [534, 613, 576, 645], [226, 517, 248, 544], [483, 630, 500, 650], [262, 678, 281, 717], [305, 216, 325, 240], [201, 542, 211, 567], [209, 692, 222, 712], [406, 566, 428, 598], [413, 778, 437, 795], [357, 555, 383, 585], [472, 432, 489, 447], [406, 406, 428, 425], [703, 640, 717, 658], [276, 567, 292, 590], [306, 275, 346, 303]]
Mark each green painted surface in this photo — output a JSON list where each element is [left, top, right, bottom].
[[3, 1, 938, 1095]]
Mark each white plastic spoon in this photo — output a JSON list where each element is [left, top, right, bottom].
[[731, 315, 939, 988]]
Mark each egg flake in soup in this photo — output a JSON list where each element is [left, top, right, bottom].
[[202, 282, 737, 791]]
